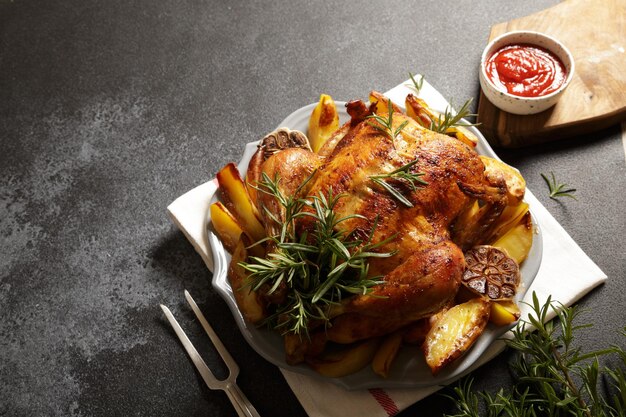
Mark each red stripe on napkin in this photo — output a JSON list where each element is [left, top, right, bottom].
[[369, 388, 399, 416]]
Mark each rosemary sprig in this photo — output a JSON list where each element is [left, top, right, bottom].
[[430, 98, 478, 133], [445, 292, 626, 417], [407, 72, 424, 94], [366, 98, 409, 142], [541, 172, 577, 200], [369, 159, 428, 207], [240, 174, 396, 337]]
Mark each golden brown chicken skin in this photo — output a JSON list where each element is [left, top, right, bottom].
[[251, 93, 506, 347]]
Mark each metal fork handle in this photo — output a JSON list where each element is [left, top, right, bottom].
[[160, 298, 261, 416], [224, 381, 261, 417]]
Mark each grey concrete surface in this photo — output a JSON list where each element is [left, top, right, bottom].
[[1, 0, 624, 416]]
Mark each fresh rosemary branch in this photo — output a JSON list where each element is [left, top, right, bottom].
[[240, 174, 396, 337], [366, 98, 409, 142], [541, 172, 577, 200], [430, 98, 478, 133], [408, 72, 424, 94], [369, 159, 428, 207], [445, 292, 626, 417]]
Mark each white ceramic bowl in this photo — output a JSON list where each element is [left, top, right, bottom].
[[479, 31, 575, 115]]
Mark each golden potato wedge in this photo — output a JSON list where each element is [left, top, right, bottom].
[[498, 300, 521, 317], [228, 237, 266, 324], [307, 339, 381, 378], [480, 156, 526, 206], [487, 201, 529, 243], [372, 330, 404, 378], [405, 94, 478, 147], [369, 91, 404, 115], [492, 211, 533, 264], [405, 94, 434, 127], [210, 201, 243, 254], [216, 163, 266, 243], [490, 300, 521, 326], [423, 297, 491, 375], [245, 151, 264, 207], [308, 94, 340, 153], [445, 125, 479, 148]]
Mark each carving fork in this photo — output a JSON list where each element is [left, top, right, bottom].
[[160, 290, 261, 417]]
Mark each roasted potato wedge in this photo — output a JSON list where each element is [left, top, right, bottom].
[[308, 94, 340, 153], [307, 339, 381, 378], [423, 297, 491, 375], [489, 201, 530, 243], [210, 201, 243, 254], [445, 125, 479, 148], [490, 300, 521, 326], [405, 94, 434, 128], [369, 91, 404, 115], [492, 211, 533, 264], [216, 163, 266, 243], [372, 330, 404, 378], [405, 94, 478, 147], [228, 237, 266, 324]]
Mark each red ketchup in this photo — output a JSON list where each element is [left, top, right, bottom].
[[485, 44, 567, 97]]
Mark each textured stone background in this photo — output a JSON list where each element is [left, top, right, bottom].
[[1, 0, 624, 416]]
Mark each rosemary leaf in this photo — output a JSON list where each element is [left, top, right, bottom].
[[369, 158, 428, 207], [371, 176, 414, 207], [541, 172, 577, 200], [408, 72, 424, 95], [239, 173, 395, 337], [430, 98, 478, 133], [445, 292, 626, 417], [366, 98, 407, 142]]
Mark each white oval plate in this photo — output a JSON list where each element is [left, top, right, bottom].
[[207, 102, 543, 390]]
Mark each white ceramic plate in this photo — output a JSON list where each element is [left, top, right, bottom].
[[207, 102, 543, 390]]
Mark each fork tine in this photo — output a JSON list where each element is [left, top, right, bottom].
[[161, 297, 261, 417], [159, 304, 222, 390], [184, 290, 239, 378]]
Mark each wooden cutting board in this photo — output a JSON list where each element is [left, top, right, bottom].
[[477, 0, 626, 148]]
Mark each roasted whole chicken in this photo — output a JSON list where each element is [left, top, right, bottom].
[[213, 90, 532, 377]]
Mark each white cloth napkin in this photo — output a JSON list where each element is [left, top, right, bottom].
[[167, 80, 607, 417]]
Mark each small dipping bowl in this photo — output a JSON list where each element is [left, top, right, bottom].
[[479, 31, 575, 115]]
